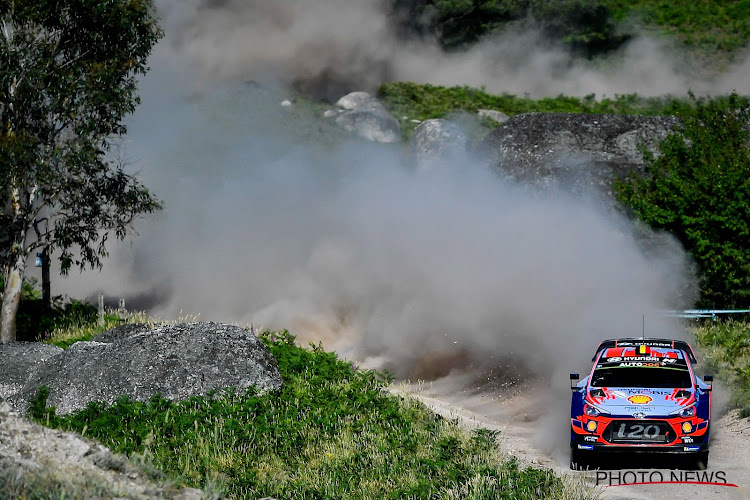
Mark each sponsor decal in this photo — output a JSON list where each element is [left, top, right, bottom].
[[577, 444, 594, 450], [583, 436, 597, 442], [594, 470, 737, 488], [627, 395, 653, 404]]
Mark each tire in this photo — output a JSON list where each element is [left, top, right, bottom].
[[570, 449, 590, 470], [695, 451, 709, 470]]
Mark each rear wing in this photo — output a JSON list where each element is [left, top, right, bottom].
[[592, 338, 697, 363]]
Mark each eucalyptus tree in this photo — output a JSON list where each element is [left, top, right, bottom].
[[0, 0, 163, 341]]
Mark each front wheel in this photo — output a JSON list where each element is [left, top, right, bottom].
[[570, 449, 591, 470], [695, 451, 709, 470]]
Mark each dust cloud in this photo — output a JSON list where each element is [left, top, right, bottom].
[[153, 0, 749, 98], [46, 0, 708, 385]]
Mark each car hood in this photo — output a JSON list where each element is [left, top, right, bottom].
[[587, 387, 694, 416]]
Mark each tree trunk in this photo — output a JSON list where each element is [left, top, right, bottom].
[[1, 248, 26, 342], [42, 247, 51, 310]]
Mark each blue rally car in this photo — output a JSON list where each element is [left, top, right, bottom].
[[570, 338, 713, 470]]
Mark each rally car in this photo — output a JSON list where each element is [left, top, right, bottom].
[[570, 338, 713, 470]]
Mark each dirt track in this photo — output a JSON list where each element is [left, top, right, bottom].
[[392, 377, 750, 500]]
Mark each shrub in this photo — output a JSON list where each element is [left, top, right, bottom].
[[617, 92, 750, 307]]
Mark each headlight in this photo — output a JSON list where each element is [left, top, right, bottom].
[[669, 405, 696, 418], [584, 404, 609, 417]]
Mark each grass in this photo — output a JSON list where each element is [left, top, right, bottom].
[[42, 309, 198, 349], [693, 319, 750, 417], [378, 82, 689, 140], [28, 328, 595, 499], [604, 0, 750, 56]]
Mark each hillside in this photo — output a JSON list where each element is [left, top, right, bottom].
[[391, 0, 750, 62]]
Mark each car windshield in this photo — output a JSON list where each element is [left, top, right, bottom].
[[590, 366, 692, 388]]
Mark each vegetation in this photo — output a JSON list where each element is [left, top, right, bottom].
[[603, 0, 750, 54], [694, 319, 750, 417], [0, 0, 163, 341], [0, 277, 97, 342], [616, 92, 750, 308], [378, 81, 686, 139], [389, 0, 750, 58], [28, 328, 593, 499]]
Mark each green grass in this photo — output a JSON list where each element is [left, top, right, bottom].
[[378, 82, 688, 140], [604, 0, 750, 55], [28, 330, 593, 499], [694, 319, 750, 417]]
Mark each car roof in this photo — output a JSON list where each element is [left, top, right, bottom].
[[592, 338, 697, 363]]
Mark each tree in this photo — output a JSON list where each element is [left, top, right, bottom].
[[0, 0, 163, 341], [617, 92, 750, 307]]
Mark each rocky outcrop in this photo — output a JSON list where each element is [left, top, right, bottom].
[[476, 112, 679, 193], [0, 343, 62, 402], [329, 91, 401, 143], [0, 399, 210, 499], [1, 322, 281, 415], [90, 322, 158, 343], [410, 119, 468, 169]]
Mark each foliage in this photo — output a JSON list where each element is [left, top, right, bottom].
[[389, 0, 750, 58], [28, 330, 591, 499], [531, 0, 628, 56], [603, 0, 750, 55], [616, 92, 750, 307], [0, 0, 163, 340], [693, 319, 750, 417], [390, 0, 623, 54], [0, 276, 97, 341], [378, 81, 686, 139]]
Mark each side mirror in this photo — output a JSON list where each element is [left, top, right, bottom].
[[704, 375, 713, 391], [570, 373, 579, 391]]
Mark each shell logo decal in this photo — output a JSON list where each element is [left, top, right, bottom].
[[627, 395, 653, 404]]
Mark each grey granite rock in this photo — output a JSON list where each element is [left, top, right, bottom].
[[0, 342, 63, 401], [411, 119, 468, 169], [11, 322, 281, 415], [476, 112, 679, 195], [335, 100, 401, 143]]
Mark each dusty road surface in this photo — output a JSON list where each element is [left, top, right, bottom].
[[392, 376, 750, 500]]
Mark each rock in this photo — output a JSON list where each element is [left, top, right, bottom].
[[334, 100, 401, 143], [336, 91, 376, 110], [10, 322, 281, 415], [476, 112, 679, 194], [0, 342, 62, 401], [477, 109, 509, 124], [323, 109, 343, 118], [410, 119, 468, 169], [280, 100, 292, 107], [91, 323, 156, 343], [0, 402, 215, 498]]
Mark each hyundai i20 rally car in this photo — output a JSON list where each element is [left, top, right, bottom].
[[570, 338, 713, 470]]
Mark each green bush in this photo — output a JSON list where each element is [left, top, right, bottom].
[[694, 319, 750, 416], [616, 92, 750, 307]]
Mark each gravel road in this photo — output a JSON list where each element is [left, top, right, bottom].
[[393, 377, 750, 500]]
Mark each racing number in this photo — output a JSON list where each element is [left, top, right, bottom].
[[616, 423, 660, 439]]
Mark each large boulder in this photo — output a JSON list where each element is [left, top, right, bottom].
[[331, 91, 401, 143], [90, 322, 157, 344], [0, 342, 62, 402], [410, 119, 468, 169], [8, 322, 281, 415], [476, 112, 679, 193]]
